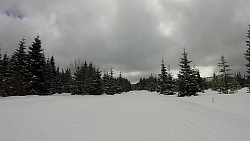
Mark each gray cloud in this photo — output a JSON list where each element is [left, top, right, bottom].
[[1, 0, 250, 83], [4, 4, 24, 19]]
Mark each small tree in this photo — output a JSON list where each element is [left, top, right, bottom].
[[116, 72, 124, 93], [158, 59, 168, 94], [218, 55, 231, 94]]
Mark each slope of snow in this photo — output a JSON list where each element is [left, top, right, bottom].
[[0, 89, 250, 141]]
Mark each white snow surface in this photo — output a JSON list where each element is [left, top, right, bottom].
[[1, 89, 250, 141]]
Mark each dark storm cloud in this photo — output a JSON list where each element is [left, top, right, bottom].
[[4, 5, 24, 19], [1, 0, 250, 83]]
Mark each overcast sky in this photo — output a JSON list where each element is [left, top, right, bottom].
[[1, 0, 250, 83]]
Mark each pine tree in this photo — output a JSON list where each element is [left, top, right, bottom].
[[218, 55, 231, 94], [44, 57, 52, 94], [116, 71, 124, 93], [54, 67, 63, 94], [148, 73, 156, 92], [11, 37, 29, 96], [28, 36, 47, 95], [85, 62, 95, 95], [1, 53, 11, 97], [245, 25, 250, 93], [158, 59, 168, 94], [45, 56, 57, 94], [178, 49, 198, 97], [106, 67, 116, 95], [91, 67, 103, 95], [61, 68, 72, 93], [72, 60, 87, 95], [122, 78, 131, 92], [102, 71, 109, 94]]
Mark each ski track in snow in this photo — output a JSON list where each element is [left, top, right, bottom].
[[0, 90, 250, 141]]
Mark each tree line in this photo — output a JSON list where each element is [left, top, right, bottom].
[[1, 24, 250, 97], [136, 25, 250, 96], [0, 36, 131, 97]]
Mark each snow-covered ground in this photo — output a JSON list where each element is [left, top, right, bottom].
[[1, 89, 250, 141]]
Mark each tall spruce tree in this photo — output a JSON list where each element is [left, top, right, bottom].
[[1, 53, 11, 97], [245, 25, 250, 92], [11, 37, 30, 96], [218, 55, 231, 94], [28, 36, 47, 95], [178, 49, 198, 97]]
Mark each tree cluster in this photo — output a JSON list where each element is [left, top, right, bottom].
[[0, 36, 130, 97], [136, 52, 204, 97], [0, 36, 72, 96], [136, 74, 158, 92], [71, 61, 131, 95], [209, 55, 248, 94]]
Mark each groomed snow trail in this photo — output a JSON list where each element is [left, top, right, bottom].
[[0, 91, 250, 141]]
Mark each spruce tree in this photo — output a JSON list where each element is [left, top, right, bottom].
[[72, 60, 87, 95], [11, 37, 29, 96], [61, 68, 72, 93], [44, 57, 52, 94], [218, 55, 231, 94], [1, 53, 11, 97], [102, 71, 109, 94], [178, 49, 197, 97], [106, 67, 116, 95], [148, 73, 156, 92], [158, 59, 168, 94], [28, 36, 47, 95], [45, 56, 57, 94], [54, 67, 63, 93], [116, 71, 124, 93], [245, 25, 250, 92], [91, 67, 103, 95], [85, 62, 95, 95]]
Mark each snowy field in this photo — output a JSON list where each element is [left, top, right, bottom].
[[1, 89, 250, 141]]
